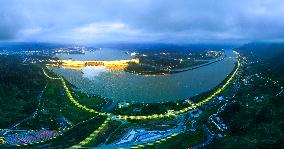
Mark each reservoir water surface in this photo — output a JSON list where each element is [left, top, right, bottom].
[[51, 49, 237, 103]]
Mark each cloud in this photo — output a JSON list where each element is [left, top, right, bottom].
[[0, 0, 23, 40], [0, 0, 284, 43], [75, 22, 126, 34]]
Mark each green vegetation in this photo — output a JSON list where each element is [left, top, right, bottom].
[[208, 42, 284, 148], [126, 60, 207, 75], [80, 120, 121, 147], [156, 131, 205, 149], [0, 55, 46, 128], [35, 116, 107, 148], [0, 43, 283, 148], [114, 61, 239, 116], [71, 89, 107, 112], [125, 51, 216, 75]]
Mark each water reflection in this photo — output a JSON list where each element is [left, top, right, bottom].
[[51, 50, 237, 103]]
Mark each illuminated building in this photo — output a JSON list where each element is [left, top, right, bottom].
[[47, 58, 140, 70]]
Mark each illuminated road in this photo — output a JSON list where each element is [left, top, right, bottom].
[[2, 60, 239, 147], [17, 59, 239, 148], [42, 60, 240, 120]]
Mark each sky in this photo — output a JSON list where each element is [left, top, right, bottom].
[[1, 0, 284, 44]]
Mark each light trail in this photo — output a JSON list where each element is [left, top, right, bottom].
[[11, 60, 240, 148], [0, 137, 6, 145], [2, 112, 100, 147], [131, 133, 178, 149], [43, 60, 240, 120], [72, 118, 111, 148]]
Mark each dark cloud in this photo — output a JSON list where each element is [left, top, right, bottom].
[[0, 0, 284, 43], [0, 0, 23, 40]]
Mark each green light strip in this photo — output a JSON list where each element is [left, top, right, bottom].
[[43, 60, 240, 120]]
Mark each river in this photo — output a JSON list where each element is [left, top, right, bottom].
[[50, 49, 237, 103]]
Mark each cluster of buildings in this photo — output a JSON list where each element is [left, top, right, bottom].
[[205, 50, 223, 58], [2, 129, 60, 146]]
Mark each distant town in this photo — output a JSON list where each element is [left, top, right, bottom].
[[0, 42, 283, 148]]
